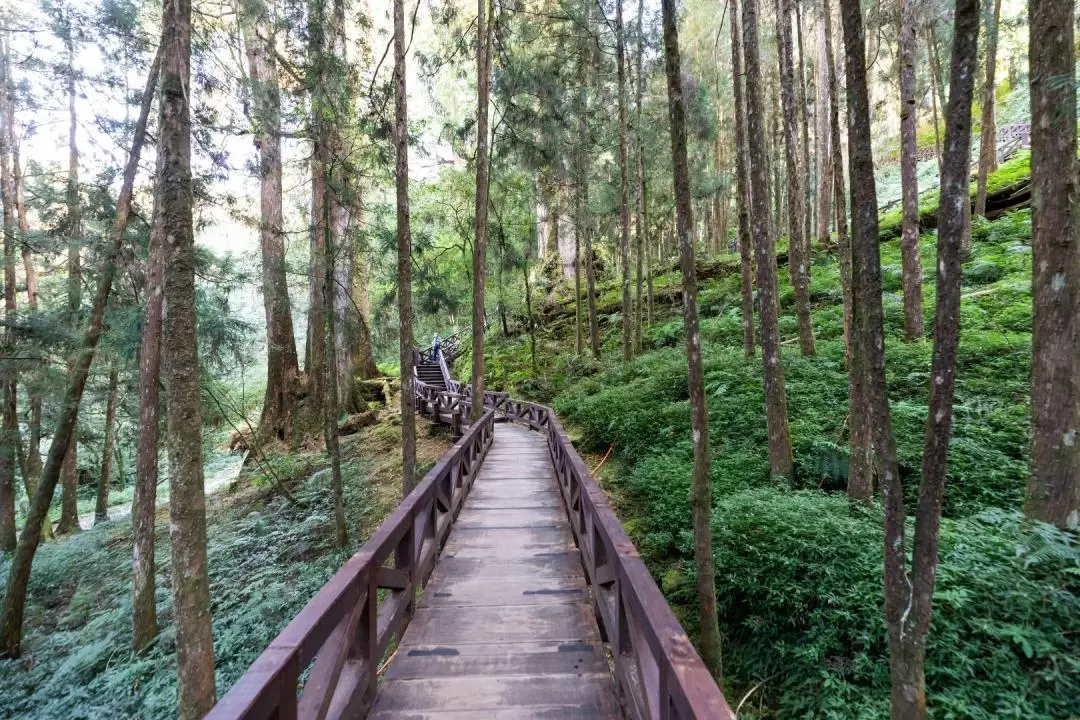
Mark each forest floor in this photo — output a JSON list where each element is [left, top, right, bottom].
[[482, 153, 1080, 719], [0, 402, 452, 719]]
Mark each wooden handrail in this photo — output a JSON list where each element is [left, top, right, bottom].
[[208, 408, 495, 720]]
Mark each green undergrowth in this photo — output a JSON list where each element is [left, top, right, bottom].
[[0, 414, 452, 719], [878, 151, 1030, 241], [483, 159, 1079, 716]]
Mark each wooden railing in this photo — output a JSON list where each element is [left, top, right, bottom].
[[207, 409, 495, 720], [212, 345, 732, 719], [417, 320, 491, 366]]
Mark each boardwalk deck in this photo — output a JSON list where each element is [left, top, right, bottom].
[[369, 423, 621, 719]]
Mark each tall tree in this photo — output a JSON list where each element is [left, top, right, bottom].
[[843, 0, 980, 712], [730, 0, 755, 358], [55, 21, 83, 536], [813, 7, 831, 249], [794, 0, 812, 257], [821, 0, 868, 499], [132, 145, 165, 653], [160, 0, 217, 708], [973, 0, 1002, 217], [660, 0, 723, 679], [578, 26, 600, 360], [616, 0, 632, 361], [236, 0, 301, 446], [470, 0, 492, 421], [744, 0, 794, 479], [1026, 0, 1079, 528], [633, 0, 646, 353], [775, 0, 815, 356], [0, 26, 160, 661], [93, 361, 119, 525], [898, 0, 925, 341], [0, 35, 16, 553], [323, 218, 347, 547], [394, 0, 416, 492]]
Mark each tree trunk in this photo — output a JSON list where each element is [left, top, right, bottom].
[[794, 0, 812, 261], [899, 0, 925, 341], [1026, 0, 1079, 529], [393, 0, 417, 493], [55, 38, 83, 537], [634, 0, 646, 354], [350, 248, 379, 382], [5, 50, 42, 499], [324, 216, 347, 548], [973, 0, 1001, 218], [470, 0, 492, 421], [237, 0, 300, 446], [814, 9, 831, 248], [0, 41, 15, 551], [161, 0, 217, 709], [731, 0, 756, 358], [744, 0, 794, 479], [901, 1, 979, 713], [1, 29, 160, 662], [132, 160, 165, 654], [93, 362, 119, 525], [660, 0, 723, 680], [775, 0, 815, 356], [616, 0, 633, 361], [306, 0, 332, 437]]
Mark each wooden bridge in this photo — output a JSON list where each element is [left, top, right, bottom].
[[209, 327, 733, 719]]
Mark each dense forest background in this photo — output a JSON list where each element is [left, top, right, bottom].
[[0, 0, 1078, 716]]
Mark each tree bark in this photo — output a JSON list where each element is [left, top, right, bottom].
[[899, 0, 925, 341], [730, 0, 756, 358], [237, 0, 300, 446], [814, 9, 831, 249], [93, 362, 119, 525], [1026, 0, 1079, 529], [633, 0, 645, 354], [775, 0, 815, 356], [0, 39, 16, 552], [616, 0, 633, 361], [660, 0, 723, 680], [901, 0, 979, 712], [161, 0, 217, 708], [132, 160, 164, 654], [393, 0, 417, 493], [794, 0, 812, 260], [324, 214, 347, 548], [973, 0, 1001, 218], [470, 0, 492, 421], [744, 0, 794, 479], [1, 30, 160, 662], [55, 37, 83, 537], [822, 0, 867, 498]]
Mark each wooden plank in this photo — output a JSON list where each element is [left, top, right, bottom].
[[369, 675, 619, 714], [383, 642, 609, 679], [417, 578, 588, 608], [401, 604, 597, 645]]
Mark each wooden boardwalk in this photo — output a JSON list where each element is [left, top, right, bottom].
[[369, 423, 621, 719]]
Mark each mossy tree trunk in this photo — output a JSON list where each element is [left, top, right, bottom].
[[660, 0, 723, 680], [1026, 0, 1079, 529]]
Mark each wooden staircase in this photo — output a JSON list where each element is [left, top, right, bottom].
[[415, 361, 447, 391]]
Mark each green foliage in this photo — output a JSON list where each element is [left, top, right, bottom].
[[706, 492, 1080, 719], [0, 449, 389, 718]]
